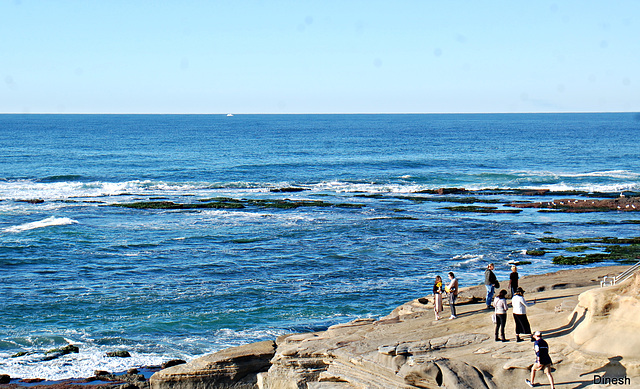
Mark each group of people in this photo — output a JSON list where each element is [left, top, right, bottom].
[[431, 272, 459, 320], [486, 263, 531, 343], [430, 263, 555, 389]]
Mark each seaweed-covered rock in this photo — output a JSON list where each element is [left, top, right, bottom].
[[44, 344, 79, 360], [106, 350, 131, 358]]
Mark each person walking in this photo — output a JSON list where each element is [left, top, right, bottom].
[[512, 287, 532, 342], [433, 275, 444, 320], [445, 272, 458, 320], [525, 331, 555, 389], [508, 265, 519, 298], [493, 289, 508, 342], [484, 263, 499, 309]]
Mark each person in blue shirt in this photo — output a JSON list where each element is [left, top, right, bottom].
[[525, 331, 555, 389]]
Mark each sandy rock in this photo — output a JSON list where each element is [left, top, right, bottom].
[[149, 340, 276, 389], [571, 273, 640, 358]]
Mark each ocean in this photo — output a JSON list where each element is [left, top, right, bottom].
[[1, 113, 639, 380]]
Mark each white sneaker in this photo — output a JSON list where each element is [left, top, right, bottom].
[[449, 315, 457, 320], [525, 379, 534, 387]]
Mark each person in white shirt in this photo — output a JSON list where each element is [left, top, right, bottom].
[[493, 289, 509, 341], [445, 272, 458, 319], [512, 287, 532, 342]]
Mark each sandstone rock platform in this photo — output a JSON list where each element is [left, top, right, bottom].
[[151, 266, 640, 389]]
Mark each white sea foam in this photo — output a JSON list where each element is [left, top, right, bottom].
[[3, 217, 78, 233], [452, 254, 485, 266], [0, 349, 166, 381]]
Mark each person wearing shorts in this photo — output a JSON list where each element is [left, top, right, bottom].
[[526, 331, 555, 389]]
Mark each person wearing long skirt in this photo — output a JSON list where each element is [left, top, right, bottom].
[[433, 275, 444, 320], [512, 287, 532, 342]]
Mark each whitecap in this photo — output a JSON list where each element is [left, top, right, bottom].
[[452, 254, 484, 266], [3, 217, 78, 233]]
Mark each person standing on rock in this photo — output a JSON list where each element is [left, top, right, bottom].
[[493, 289, 508, 342], [484, 263, 499, 309], [445, 272, 458, 319], [433, 275, 444, 320], [508, 265, 519, 298], [526, 331, 555, 389], [512, 287, 532, 342]]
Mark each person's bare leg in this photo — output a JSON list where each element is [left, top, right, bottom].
[[530, 366, 537, 384], [544, 367, 555, 389]]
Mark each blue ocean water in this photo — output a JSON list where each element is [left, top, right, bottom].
[[1, 113, 639, 379]]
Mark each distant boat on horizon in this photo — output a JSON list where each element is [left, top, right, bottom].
[[226, 113, 234, 117]]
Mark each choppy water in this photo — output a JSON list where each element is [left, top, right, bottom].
[[1, 113, 639, 380]]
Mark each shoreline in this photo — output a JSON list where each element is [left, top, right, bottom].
[[153, 265, 639, 388], [2, 264, 638, 388]]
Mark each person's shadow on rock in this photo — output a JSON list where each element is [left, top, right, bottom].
[[565, 356, 628, 389]]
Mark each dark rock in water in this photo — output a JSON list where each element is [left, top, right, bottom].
[[443, 206, 522, 214], [508, 196, 640, 212], [270, 187, 306, 193], [11, 351, 29, 358], [161, 359, 187, 369], [94, 370, 110, 377], [127, 368, 139, 375], [44, 344, 79, 360], [17, 199, 45, 204], [106, 350, 131, 358], [437, 187, 467, 195], [526, 249, 546, 256], [20, 378, 45, 383], [94, 370, 147, 386], [0, 375, 10, 384]]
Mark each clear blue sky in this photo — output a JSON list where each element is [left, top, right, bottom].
[[1, 1, 638, 114]]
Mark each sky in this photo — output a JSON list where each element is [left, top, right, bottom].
[[1, 1, 638, 114]]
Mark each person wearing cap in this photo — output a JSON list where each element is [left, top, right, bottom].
[[526, 331, 555, 389], [512, 287, 532, 342]]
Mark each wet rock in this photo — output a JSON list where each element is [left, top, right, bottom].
[[161, 359, 187, 369], [106, 350, 131, 358], [17, 199, 45, 204], [44, 344, 79, 360], [270, 187, 306, 193], [0, 375, 10, 384]]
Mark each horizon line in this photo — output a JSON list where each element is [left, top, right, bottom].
[[1, 110, 638, 115]]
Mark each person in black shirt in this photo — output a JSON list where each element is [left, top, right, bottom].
[[433, 275, 444, 320], [526, 331, 555, 389], [508, 265, 519, 298]]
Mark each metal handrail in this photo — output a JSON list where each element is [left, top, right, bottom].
[[601, 261, 640, 287]]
